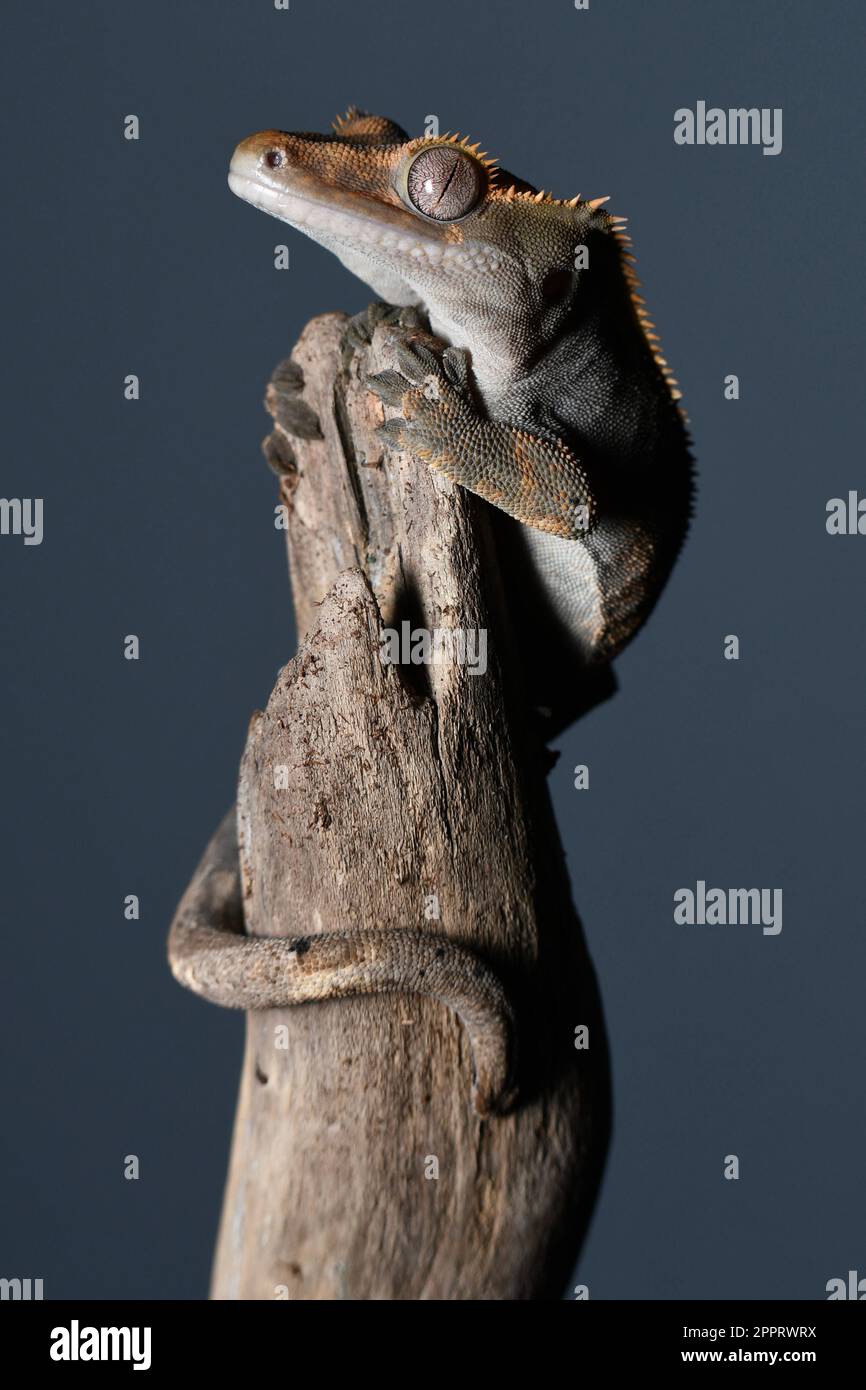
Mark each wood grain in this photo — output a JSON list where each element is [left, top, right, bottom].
[[193, 311, 610, 1299]]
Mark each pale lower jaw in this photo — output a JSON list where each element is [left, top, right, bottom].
[[226, 167, 457, 266]]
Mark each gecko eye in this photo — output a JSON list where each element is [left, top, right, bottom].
[[265, 149, 284, 169], [402, 146, 486, 221]]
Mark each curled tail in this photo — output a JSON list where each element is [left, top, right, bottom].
[[168, 811, 517, 1115]]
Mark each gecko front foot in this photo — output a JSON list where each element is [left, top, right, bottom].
[[341, 301, 425, 366], [366, 334, 598, 541], [366, 333, 475, 465]]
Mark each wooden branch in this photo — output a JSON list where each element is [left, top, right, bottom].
[[184, 311, 609, 1300]]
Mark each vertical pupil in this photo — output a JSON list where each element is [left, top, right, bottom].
[[406, 149, 483, 219]]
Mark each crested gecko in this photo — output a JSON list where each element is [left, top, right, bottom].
[[169, 110, 693, 1114]]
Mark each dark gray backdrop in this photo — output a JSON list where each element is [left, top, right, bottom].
[[2, 0, 863, 1300]]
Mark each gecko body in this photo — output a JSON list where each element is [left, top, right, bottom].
[[228, 108, 694, 731]]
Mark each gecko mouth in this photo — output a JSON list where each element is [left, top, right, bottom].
[[228, 150, 449, 257]]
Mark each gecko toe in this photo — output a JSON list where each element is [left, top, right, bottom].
[[442, 347, 471, 390], [342, 301, 401, 358], [397, 306, 425, 329], [376, 418, 407, 447], [344, 320, 372, 350], [365, 370, 409, 407], [395, 341, 441, 383]]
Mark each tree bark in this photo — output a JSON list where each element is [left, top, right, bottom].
[[186, 310, 609, 1300]]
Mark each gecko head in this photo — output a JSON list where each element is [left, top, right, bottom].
[[228, 110, 618, 372]]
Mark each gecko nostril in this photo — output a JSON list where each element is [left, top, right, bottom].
[[265, 149, 284, 169]]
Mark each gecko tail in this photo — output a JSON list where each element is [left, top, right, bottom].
[[168, 811, 518, 1116]]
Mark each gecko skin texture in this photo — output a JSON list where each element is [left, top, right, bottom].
[[168, 814, 517, 1115]]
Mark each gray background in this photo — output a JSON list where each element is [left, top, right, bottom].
[[1, 0, 863, 1300]]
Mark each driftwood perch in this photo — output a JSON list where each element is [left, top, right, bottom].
[[170, 310, 610, 1300]]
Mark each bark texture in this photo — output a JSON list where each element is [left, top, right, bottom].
[[192, 310, 609, 1300]]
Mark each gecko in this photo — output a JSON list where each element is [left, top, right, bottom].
[[168, 111, 693, 1114], [228, 107, 694, 730]]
